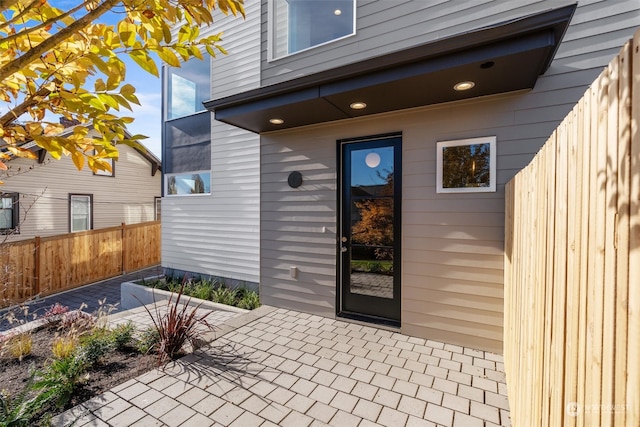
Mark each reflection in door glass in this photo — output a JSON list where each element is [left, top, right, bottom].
[[349, 147, 394, 299]]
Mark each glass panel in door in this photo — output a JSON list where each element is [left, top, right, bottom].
[[340, 137, 401, 323]]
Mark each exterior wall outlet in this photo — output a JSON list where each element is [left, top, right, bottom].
[[290, 266, 298, 278]]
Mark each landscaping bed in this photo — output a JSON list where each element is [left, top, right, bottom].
[[0, 308, 159, 425], [133, 276, 260, 310], [0, 325, 156, 417]]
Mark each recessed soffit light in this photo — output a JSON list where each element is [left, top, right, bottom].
[[454, 81, 475, 91], [350, 102, 367, 110], [269, 118, 284, 125], [334, 9, 342, 15]]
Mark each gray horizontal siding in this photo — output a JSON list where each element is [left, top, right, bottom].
[[262, 0, 576, 86], [161, 0, 261, 284], [257, 0, 639, 352]]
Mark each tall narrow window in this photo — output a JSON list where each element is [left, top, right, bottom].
[[69, 194, 93, 232], [271, 0, 355, 59], [155, 197, 161, 220], [0, 192, 19, 234]]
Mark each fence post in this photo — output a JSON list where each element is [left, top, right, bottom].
[[34, 236, 40, 296], [121, 223, 126, 275]]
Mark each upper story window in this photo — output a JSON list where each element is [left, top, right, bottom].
[[166, 57, 211, 120], [270, 0, 355, 60], [0, 192, 19, 234]]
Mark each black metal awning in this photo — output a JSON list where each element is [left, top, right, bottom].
[[205, 4, 576, 134]]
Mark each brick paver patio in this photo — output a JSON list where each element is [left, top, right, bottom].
[[53, 306, 510, 427]]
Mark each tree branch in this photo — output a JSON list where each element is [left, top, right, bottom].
[[1, 0, 89, 43], [0, 84, 52, 128], [0, 0, 120, 82], [0, 0, 38, 30], [0, 0, 20, 13]]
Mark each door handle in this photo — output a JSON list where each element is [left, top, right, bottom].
[[341, 246, 348, 253]]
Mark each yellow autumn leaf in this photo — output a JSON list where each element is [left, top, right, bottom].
[[71, 151, 85, 170]]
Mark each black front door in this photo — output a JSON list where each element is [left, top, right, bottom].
[[338, 135, 401, 325]]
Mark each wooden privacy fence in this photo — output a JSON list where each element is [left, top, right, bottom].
[[504, 30, 639, 426], [0, 221, 160, 307]]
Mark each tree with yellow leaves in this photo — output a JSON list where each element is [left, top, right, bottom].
[[0, 0, 244, 174]]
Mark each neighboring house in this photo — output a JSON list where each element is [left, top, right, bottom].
[[162, 0, 640, 353], [0, 126, 161, 243]]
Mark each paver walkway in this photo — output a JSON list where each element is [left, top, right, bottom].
[[53, 306, 511, 427], [0, 265, 162, 331]]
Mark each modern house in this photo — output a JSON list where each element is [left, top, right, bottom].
[[162, 0, 640, 353], [0, 126, 161, 243]]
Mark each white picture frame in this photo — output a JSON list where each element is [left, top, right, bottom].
[[436, 136, 497, 193]]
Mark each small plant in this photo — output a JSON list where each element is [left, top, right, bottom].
[[136, 327, 160, 355], [31, 355, 87, 410], [140, 280, 213, 364], [51, 336, 77, 359], [43, 303, 69, 320], [190, 280, 215, 301], [77, 329, 113, 366], [211, 286, 238, 306], [0, 385, 40, 427], [60, 310, 95, 334], [237, 289, 260, 310], [110, 322, 134, 350], [8, 333, 32, 361]]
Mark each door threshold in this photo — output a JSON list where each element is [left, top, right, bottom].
[[337, 311, 400, 330]]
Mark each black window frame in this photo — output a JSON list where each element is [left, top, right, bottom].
[[0, 192, 20, 235]]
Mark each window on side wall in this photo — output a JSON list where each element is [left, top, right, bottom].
[[155, 197, 161, 220], [166, 57, 211, 120], [164, 171, 211, 196], [69, 194, 93, 232], [92, 150, 115, 177], [271, 0, 355, 59], [0, 192, 19, 234], [436, 137, 497, 193]]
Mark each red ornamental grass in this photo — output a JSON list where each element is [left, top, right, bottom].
[[142, 278, 213, 365]]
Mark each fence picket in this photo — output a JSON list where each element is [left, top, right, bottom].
[[0, 221, 160, 307], [504, 29, 639, 426]]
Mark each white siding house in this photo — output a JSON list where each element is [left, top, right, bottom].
[[165, 0, 640, 353], [160, 0, 261, 285], [0, 129, 161, 242]]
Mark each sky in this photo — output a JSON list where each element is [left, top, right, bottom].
[[96, 7, 163, 159], [119, 60, 163, 159]]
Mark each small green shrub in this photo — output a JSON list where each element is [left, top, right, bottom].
[[237, 290, 260, 310], [31, 355, 87, 410], [110, 322, 134, 350], [78, 329, 113, 365], [190, 280, 216, 301], [136, 327, 161, 355], [211, 286, 238, 306]]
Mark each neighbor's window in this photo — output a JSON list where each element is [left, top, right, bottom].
[[436, 136, 496, 193], [165, 171, 211, 196], [271, 0, 355, 59], [69, 194, 93, 232], [166, 57, 211, 120], [93, 151, 114, 177], [0, 193, 19, 234], [155, 197, 161, 220]]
